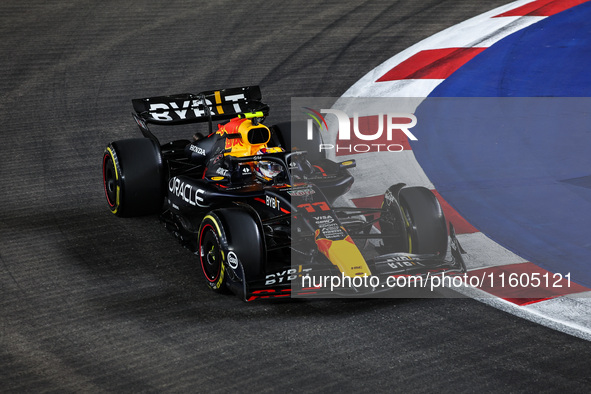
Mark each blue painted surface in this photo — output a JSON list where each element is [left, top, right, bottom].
[[430, 2, 591, 97], [412, 3, 591, 288]]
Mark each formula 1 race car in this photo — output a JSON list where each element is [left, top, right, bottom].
[[102, 86, 466, 301]]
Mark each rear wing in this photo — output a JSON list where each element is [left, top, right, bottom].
[[132, 86, 269, 125]]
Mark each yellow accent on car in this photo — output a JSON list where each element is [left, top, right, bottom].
[[223, 119, 271, 157], [325, 239, 372, 277], [106, 147, 120, 214], [203, 215, 226, 289], [263, 147, 283, 153], [204, 214, 221, 237], [239, 111, 264, 119], [400, 206, 413, 253], [214, 91, 224, 114]]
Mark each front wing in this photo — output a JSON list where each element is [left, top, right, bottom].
[[242, 223, 467, 301]]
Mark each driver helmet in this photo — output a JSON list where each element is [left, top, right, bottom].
[[254, 147, 285, 182]]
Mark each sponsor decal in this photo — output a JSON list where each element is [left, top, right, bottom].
[[266, 195, 282, 211], [189, 144, 206, 156], [312, 215, 343, 238], [225, 137, 244, 150], [168, 177, 207, 207], [387, 260, 421, 270], [313, 215, 334, 225], [384, 190, 396, 205], [265, 267, 312, 285], [227, 251, 239, 269], [312, 212, 346, 240], [287, 187, 316, 197], [216, 167, 229, 176], [148, 93, 246, 121], [320, 225, 345, 240]]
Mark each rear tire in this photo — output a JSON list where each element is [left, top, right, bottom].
[[102, 138, 164, 217]]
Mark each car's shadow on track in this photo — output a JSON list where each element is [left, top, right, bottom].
[[36, 203, 453, 323]]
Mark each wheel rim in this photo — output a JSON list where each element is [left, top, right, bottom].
[[102, 153, 118, 208], [199, 224, 222, 283]]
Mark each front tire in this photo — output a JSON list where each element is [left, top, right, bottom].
[[380, 186, 447, 256], [399, 187, 448, 256], [198, 214, 230, 293], [197, 208, 266, 294]]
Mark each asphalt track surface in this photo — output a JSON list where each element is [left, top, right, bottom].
[[2, 1, 591, 392]]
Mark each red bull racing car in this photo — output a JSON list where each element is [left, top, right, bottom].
[[102, 86, 466, 301]]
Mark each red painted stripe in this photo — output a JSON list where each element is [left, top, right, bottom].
[[351, 190, 478, 235], [494, 0, 589, 17], [351, 195, 386, 231], [351, 194, 384, 230], [431, 190, 479, 234], [351, 194, 384, 210], [468, 262, 591, 305], [376, 47, 486, 81]]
